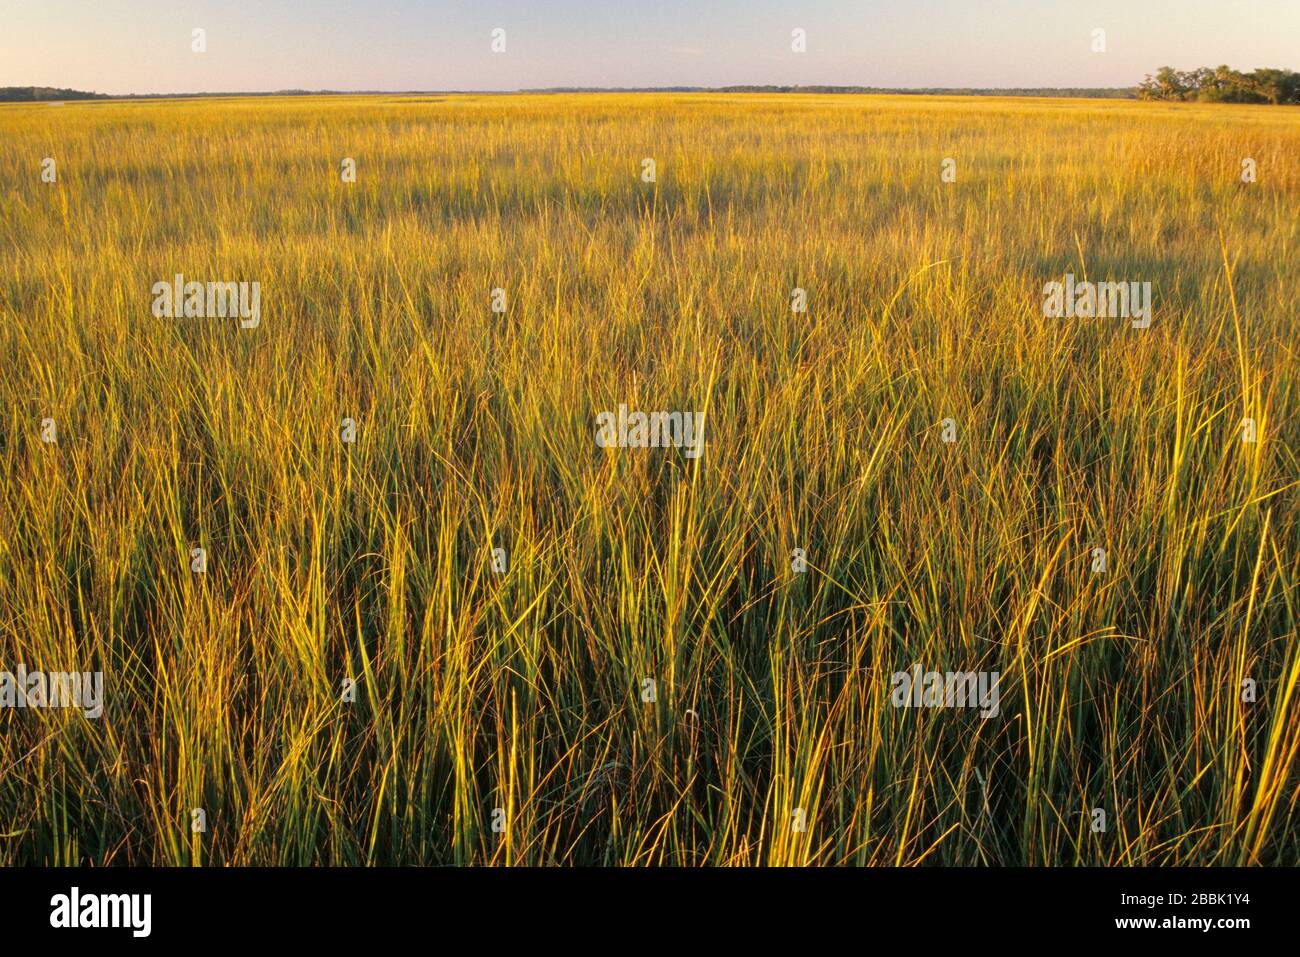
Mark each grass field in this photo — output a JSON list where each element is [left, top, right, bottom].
[[0, 92, 1296, 865]]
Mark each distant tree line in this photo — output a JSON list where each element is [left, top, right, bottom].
[[0, 87, 109, 102], [719, 86, 1133, 98], [531, 85, 1134, 99], [1137, 67, 1300, 104], [4, 84, 1140, 103]]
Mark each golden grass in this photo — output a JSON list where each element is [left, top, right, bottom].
[[0, 92, 1296, 865]]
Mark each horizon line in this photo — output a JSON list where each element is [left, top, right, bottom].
[[4, 83, 1146, 102]]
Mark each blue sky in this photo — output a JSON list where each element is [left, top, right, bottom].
[[4, 0, 1298, 94]]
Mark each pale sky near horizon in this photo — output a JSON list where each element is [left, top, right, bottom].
[[4, 0, 1297, 95]]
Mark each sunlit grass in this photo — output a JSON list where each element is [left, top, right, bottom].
[[0, 93, 1296, 865]]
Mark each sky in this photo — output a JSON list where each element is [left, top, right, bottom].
[[3, 0, 1298, 95]]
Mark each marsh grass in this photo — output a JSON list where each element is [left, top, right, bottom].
[[0, 93, 1296, 864]]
